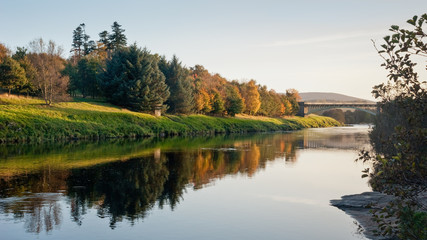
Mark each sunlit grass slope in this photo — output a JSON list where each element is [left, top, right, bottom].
[[0, 95, 340, 142]]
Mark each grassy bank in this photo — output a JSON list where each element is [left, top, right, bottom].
[[0, 95, 340, 142]]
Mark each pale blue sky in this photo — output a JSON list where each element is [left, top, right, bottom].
[[1, 0, 426, 100]]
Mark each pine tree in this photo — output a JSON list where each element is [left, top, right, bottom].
[[108, 22, 127, 51], [160, 55, 194, 114], [101, 45, 169, 112], [71, 24, 85, 59]]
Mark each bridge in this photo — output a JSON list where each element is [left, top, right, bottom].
[[296, 102, 377, 117]]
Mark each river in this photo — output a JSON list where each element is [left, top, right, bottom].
[[0, 125, 372, 240]]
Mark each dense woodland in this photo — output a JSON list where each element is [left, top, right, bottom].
[[0, 22, 300, 117]]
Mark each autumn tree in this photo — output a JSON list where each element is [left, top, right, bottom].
[[240, 80, 261, 115], [0, 43, 10, 63], [194, 87, 212, 114], [27, 38, 70, 105], [285, 88, 301, 115], [281, 96, 293, 116]]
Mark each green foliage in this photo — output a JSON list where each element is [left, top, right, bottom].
[[322, 109, 345, 123], [159, 55, 194, 114], [258, 86, 284, 117], [399, 207, 427, 239], [359, 13, 427, 240], [100, 45, 170, 112], [211, 91, 225, 115], [76, 57, 101, 98], [71, 24, 85, 58], [344, 109, 375, 124], [108, 21, 127, 51], [225, 85, 244, 116], [0, 57, 27, 95], [12, 50, 37, 96]]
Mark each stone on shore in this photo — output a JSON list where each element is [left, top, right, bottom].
[[331, 192, 398, 240]]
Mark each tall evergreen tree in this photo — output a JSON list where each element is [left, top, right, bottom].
[[71, 23, 96, 61], [108, 22, 127, 51], [71, 24, 85, 59], [101, 45, 169, 112], [160, 55, 194, 114]]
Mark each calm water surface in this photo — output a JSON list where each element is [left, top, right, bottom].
[[0, 125, 372, 240]]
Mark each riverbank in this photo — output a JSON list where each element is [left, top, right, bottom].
[[331, 192, 399, 240], [331, 192, 427, 240], [0, 95, 340, 143]]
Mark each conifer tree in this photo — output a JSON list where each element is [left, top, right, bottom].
[[101, 45, 169, 112], [108, 22, 127, 51], [160, 55, 194, 114], [71, 24, 96, 60], [71, 24, 85, 59]]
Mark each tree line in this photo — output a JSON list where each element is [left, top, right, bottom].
[[0, 21, 300, 116]]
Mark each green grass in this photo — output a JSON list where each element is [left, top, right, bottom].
[[0, 95, 340, 142]]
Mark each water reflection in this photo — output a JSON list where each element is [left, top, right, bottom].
[[0, 126, 370, 234]]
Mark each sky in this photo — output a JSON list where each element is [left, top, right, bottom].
[[1, 0, 426, 100]]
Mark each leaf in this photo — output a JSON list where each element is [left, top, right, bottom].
[[390, 25, 399, 30], [383, 36, 390, 42]]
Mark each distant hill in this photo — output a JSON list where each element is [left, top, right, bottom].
[[299, 92, 375, 103]]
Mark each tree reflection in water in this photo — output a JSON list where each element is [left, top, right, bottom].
[[0, 128, 368, 232]]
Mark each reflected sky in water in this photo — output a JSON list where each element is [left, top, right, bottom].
[[0, 125, 371, 240]]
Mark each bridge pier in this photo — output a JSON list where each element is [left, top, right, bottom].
[[297, 102, 308, 117]]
